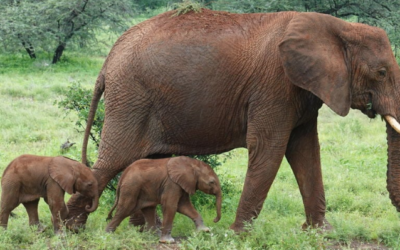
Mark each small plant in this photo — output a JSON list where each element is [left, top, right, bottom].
[[172, 0, 203, 16]]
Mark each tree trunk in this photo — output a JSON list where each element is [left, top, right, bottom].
[[52, 43, 66, 64], [21, 40, 36, 59]]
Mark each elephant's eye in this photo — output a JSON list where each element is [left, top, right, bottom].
[[378, 68, 387, 78]]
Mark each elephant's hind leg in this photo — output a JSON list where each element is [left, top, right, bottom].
[[285, 117, 329, 230], [0, 185, 20, 229], [106, 189, 139, 233], [129, 211, 146, 232], [106, 206, 137, 233], [22, 199, 40, 227]]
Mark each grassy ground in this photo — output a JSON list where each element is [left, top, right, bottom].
[[1, 51, 400, 248]]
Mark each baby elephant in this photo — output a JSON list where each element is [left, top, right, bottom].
[[0, 154, 99, 233], [106, 156, 222, 243]]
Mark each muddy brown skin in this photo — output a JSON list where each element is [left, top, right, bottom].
[[105, 156, 221, 243], [67, 9, 400, 232], [0, 155, 99, 233]]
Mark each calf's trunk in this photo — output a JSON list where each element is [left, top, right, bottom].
[[214, 191, 222, 223]]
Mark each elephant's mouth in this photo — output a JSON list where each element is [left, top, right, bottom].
[[364, 107, 377, 118], [352, 93, 377, 118], [364, 93, 377, 118]]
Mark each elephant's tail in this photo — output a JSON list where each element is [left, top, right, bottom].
[[106, 184, 120, 221], [81, 72, 105, 166]]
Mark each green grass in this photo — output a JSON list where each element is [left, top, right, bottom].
[[1, 51, 399, 249]]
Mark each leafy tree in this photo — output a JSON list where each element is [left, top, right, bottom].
[[0, 0, 135, 63]]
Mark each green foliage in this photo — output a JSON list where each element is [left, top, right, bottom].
[[0, 0, 136, 63], [172, 0, 204, 16], [55, 82, 104, 150], [135, 0, 175, 11]]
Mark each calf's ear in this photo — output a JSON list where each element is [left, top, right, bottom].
[[167, 157, 197, 195], [49, 156, 76, 195]]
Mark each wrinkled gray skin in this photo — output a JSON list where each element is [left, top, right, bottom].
[[105, 157, 222, 243], [0, 155, 99, 233], [67, 9, 400, 233]]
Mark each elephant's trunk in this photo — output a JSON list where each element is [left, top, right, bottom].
[[213, 191, 222, 223], [386, 120, 400, 211], [85, 194, 99, 213]]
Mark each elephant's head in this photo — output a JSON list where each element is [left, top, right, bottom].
[[279, 13, 400, 210], [167, 156, 222, 223], [49, 156, 99, 213]]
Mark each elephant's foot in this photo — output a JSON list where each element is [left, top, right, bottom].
[[196, 225, 210, 232], [105, 226, 116, 233], [302, 218, 333, 232], [65, 213, 87, 233], [66, 193, 90, 232], [144, 225, 161, 236], [159, 235, 175, 244], [35, 223, 47, 233], [229, 220, 250, 233], [129, 212, 162, 232]]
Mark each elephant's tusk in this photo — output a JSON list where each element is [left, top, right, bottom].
[[385, 115, 400, 134]]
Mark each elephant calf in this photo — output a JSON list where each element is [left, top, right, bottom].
[[105, 156, 222, 243], [0, 154, 99, 233]]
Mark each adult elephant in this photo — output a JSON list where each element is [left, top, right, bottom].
[[66, 9, 400, 232]]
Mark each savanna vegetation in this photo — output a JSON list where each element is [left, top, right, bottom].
[[1, 1, 400, 249]]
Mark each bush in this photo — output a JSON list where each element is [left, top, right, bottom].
[[55, 81, 104, 150]]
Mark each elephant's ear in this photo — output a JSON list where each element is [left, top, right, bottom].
[[167, 157, 197, 195], [279, 13, 351, 116], [49, 156, 77, 195]]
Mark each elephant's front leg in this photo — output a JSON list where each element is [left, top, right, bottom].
[[49, 202, 68, 234], [231, 124, 290, 232], [285, 117, 329, 230], [160, 195, 181, 243], [47, 187, 68, 234], [177, 193, 209, 232]]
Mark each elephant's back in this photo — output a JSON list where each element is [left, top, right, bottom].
[[1, 155, 50, 201], [121, 158, 168, 182], [2, 154, 50, 177]]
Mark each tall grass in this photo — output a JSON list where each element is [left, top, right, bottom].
[[0, 52, 399, 248]]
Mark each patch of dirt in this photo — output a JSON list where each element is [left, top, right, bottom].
[[153, 237, 185, 250], [152, 239, 390, 250], [327, 240, 389, 250]]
